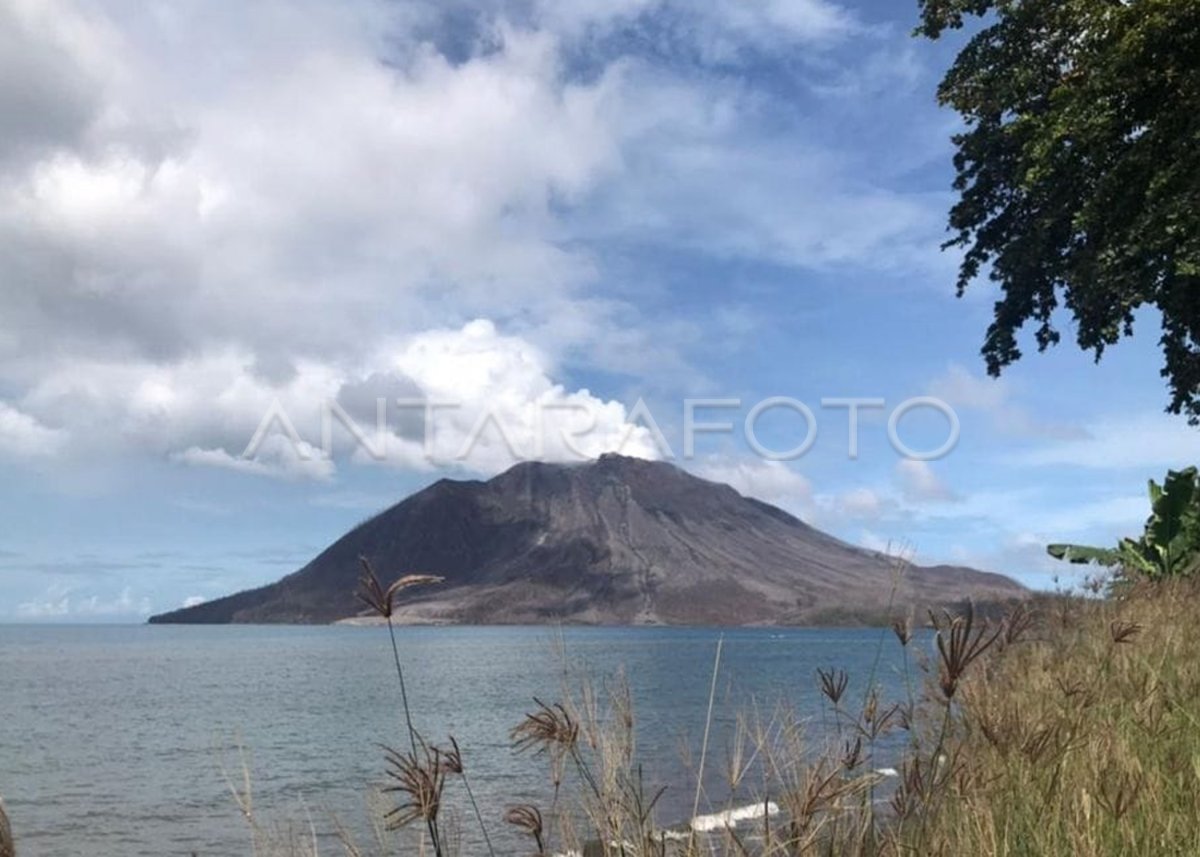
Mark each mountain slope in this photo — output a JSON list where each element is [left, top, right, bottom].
[[149, 455, 1024, 625]]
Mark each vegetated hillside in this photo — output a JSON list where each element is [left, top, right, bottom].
[[150, 454, 1024, 625]]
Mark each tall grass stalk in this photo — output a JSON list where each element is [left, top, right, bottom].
[[689, 633, 724, 852]]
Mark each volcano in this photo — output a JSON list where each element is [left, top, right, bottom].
[[149, 454, 1024, 625]]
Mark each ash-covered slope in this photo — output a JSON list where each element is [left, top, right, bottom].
[[150, 454, 1024, 625]]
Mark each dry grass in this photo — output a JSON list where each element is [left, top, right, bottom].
[[897, 579, 1200, 857], [511, 669, 671, 856]]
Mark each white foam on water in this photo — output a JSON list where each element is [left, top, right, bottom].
[[690, 800, 781, 832], [550, 800, 783, 853]]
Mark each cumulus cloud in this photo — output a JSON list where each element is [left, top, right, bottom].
[[0, 401, 66, 457], [815, 485, 908, 531], [691, 457, 813, 519], [928, 364, 1087, 441], [174, 438, 337, 482], [0, 7, 624, 378], [337, 319, 664, 474], [836, 487, 887, 518], [418, 326, 661, 467], [17, 584, 152, 619], [7, 319, 660, 478], [13, 346, 345, 476], [895, 459, 958, 503]]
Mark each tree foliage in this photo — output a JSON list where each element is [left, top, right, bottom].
[[919, 0, 1200, 419]]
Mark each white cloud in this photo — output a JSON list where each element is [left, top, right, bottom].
[[0, 0, 120, 167], [16, 347, 345, 468], [928, 364, 1008, 411], [1014, 414, 1200, 471], [174, 438, 336, 482], [10, 319, 661, 479], [812, 485, 910, 531], [895, 459, 957, 503], [928, 364, 1087, 440], [16, 594, 69, 618], [836, 487, 886, 518], [0, 3, 627, 387], [675, 0, 859, 57], [690, 457, 812, 518], [0, 401, 66, 457], [857, 530, 910, 557], [181, 595, 206, 608], [364, 319, 664, 473], [17, 584, 151, 619]]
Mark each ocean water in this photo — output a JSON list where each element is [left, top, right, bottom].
[[0, 624, 921, 855]]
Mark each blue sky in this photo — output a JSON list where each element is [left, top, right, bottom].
[[1, 0, 1197, 621]]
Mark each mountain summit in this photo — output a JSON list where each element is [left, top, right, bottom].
[[150, 455, 1024, 625]]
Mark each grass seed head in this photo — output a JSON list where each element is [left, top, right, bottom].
[[355, 556, 443, 619], [817, 668, 850, 706], [932, 603, 1001, 700], [381, 741, 446, 830], [504, 804, 546, 853], [512, 698, 579, 756]]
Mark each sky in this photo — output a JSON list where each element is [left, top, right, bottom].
[[2, 0, 1198, 622]]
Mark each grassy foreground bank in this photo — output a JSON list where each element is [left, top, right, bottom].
[[893, 579, 1200, 857]]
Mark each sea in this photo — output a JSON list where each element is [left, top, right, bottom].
[[0, 624, 922, 855]]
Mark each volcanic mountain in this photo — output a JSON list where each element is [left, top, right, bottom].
[[150, 455, 1024, 625]]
